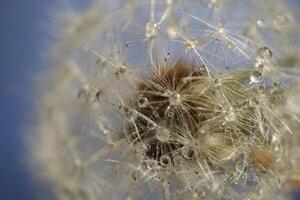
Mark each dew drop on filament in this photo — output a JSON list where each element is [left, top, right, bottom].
[[145, 21, 159, 39], [156, 127, 171, 142], [250, 70, 263, 83], [160, 155, 171, 167], [137, 96, 149, 108], [256, 46, 272, 62]]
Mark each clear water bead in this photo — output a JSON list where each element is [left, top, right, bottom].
[[224, 108, 236, 122], [78, 88, 88, 102], [250, 70, 263, 83], [137, 96, 149, 108], [128, 110, 138, 122], [273, 14, 291, 29], [169, 92, 182, 106], [256, 20, 264, 28], [156, 127, 171, 142], [199, 124, 209, 134], [145, 21, 159, 38], [167, 26, 177, 39], [256, 47, 272, 62], [160, 155, 171, 167], [182, 146, 194, 159], [185, 39, 198, 49], [147, 121, 156, 130], [255, 61, 264, 71], [165, 106, 175, 118], [235, 160, 247, 173]]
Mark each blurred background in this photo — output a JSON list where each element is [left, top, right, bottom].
[[0, 0, 299, 199], [0, 1, 90, 199], [0, 1, 54, 199]]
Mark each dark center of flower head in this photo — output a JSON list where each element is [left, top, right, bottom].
[[123, 60, 219, 166]]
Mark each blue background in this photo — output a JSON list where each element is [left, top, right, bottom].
[[0, 1, 89, 199], [0, 0, 299, 199], [0, 1, 50, 199]]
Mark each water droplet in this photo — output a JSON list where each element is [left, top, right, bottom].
[[195, 190, 206, 199], [214, 78, 223, 87], [199, 124, 209, 134], [273, 14, 291, 29], [78, 88, 88, 101], [119, 105, 129, 113], [169, 92, 182, 106], [235, 160, 247, 173], [274, 142, 282, 155], [128, 110, 138, 122], [167, 110, 175, 118], [255, 61, 264, 71], [156, 127, 171, 142], [272, 80, 281, 90], [152, 110, 160, 118], [250, 70, 263, 83], [242, 173, 248, 185], [185, 39, 198, 49], [96, 90, 103, 102], [167, 26, 177, 39], [147, 121, 156, 130], [145, 21, 159, 38], [224, 108, 236, 122], [182, 146, 194, 159], [160, 155, 171, 167], [115, 65, 127, 77], [256, 47, 272, 62], [131, 170, 138, 181], [137, 96, 149, 108], [256, 20, 264, 27], [252, 176, 259, 183]]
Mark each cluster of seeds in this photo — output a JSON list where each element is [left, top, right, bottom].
[[117, 58, 292, 199]]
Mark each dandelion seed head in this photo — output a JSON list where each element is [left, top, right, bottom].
[[30, 0, 300, 199]]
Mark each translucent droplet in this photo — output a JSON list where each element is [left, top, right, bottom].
[[235, 160, 247, 173], [242, 173, 248, 184], [167, 110, 174, 118], [128, 110, 138, 122], [78, 88, 88, 101], [182, 146, 194, 159], [224, 108, 236, 122], [145, 21, 159, 38], [96, 90, 103, 102], [195, 190, 205, 199], [164, 106, 174, 118], [169, 92, 182, 106], [131, 170, 138, 181], [160, 155, 171, 167], [250, 70, 263, 83], [273, 14, 291, 29], [115, 65, 127, 77], [152, 110, 160, 118], [119, 105, 129, 113], [199, 124, 209, 134], [256, 47, 272, 62], [156, 127, 171, 142], [272, 81, 281, 90], [214, 78, 223, 87], [167, 26, 177, 39], [147, 121, 156, 130], [185, 39, 198, 49], [274, 142, 282, 155], [137, 96, 149, 108], [256, 20, 264, 27], [254, 61, 264, 71]]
